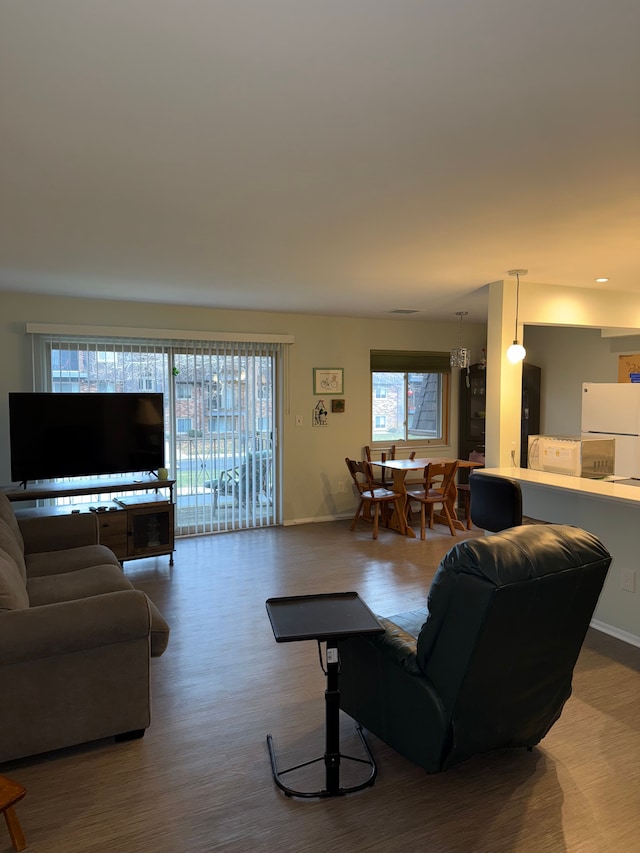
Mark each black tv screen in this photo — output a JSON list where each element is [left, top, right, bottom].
[[9, 392, 165, 483]]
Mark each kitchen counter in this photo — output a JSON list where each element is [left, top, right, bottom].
[[481, 467, 640, 504], [479, 467, 640, 646]]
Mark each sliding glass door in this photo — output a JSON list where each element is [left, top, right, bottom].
[[37, 333, 278, 535], [170, 342, 275, 534]]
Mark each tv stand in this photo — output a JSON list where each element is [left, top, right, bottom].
[[2, 475, 175, 566]]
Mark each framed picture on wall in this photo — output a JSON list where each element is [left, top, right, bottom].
[[313, 400, 328, 426], [618, 354, 640, 382], [313, 368, 343, 395], [331, 399, 345, 413]]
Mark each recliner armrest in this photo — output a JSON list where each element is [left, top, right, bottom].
[[371, 617, 423, 675]]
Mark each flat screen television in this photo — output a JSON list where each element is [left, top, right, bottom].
[[9, 392, 165, 484]]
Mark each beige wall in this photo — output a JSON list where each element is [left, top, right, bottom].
[[0, 291, 487, 525], [524, 325, 640, 436]]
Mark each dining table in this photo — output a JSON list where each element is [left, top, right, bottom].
[[371, 457, 483, 538]]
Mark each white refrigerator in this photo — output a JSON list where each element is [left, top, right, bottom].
[[581, 382, 640, 477]]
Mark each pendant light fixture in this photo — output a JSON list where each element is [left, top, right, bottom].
[[506, 269, 527, 364], [450, 311, 471, 368]]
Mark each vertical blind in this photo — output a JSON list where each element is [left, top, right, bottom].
[[32, 331, 280, 536]]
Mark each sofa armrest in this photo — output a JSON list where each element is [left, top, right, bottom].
[[19, 512, 100, 554], [0, 590, 151, 665]]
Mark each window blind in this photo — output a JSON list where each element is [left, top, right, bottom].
[[370, 350, 451, 373], [30, 331, 279, 536]]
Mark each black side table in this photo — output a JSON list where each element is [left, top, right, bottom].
[[265, 591, 384, 799]]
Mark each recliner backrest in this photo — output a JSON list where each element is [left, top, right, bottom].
[[469, 471, 523, 531], [416, 524, 611, 769]]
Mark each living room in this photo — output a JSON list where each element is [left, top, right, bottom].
[[2, 2, 640, 850], [2, 288, 640, 851]]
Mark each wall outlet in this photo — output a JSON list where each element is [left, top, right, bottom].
[[621, 568, 636, 593], [337, 480, 345, 493]]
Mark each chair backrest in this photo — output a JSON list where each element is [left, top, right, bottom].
[[345, 458, 377, 496], [420, 460, 458, 496], [468, 450, 485, 465], [363, 446, 396, 487], [363, 445, 396, 464], [469, 472, 523, 531], [415, 524, 611, 770], [239, 450, 271, 497]]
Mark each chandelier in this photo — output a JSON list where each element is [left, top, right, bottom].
[[450, 311, 471, 369]]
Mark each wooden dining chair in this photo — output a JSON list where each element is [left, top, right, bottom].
[[457, 450, 485, 529], [0, 775, 27, 852], [402, 450, 423, 485], [405, 460, 459, 539], [363, 444, 397, 489], [345, 458, 404, 539]]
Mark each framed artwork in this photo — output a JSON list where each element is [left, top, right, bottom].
[[313, 400, 328, 427], [331, 399, 345, 413], [313, 368, 344, 395], [618, 355, 640, 382]]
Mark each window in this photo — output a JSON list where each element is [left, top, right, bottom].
[[52, 379, 80, 393], [176, 382, 193, 400], [370, 350, 450, 447], [52, 350, 80, 372], [176, 417, 193, 434]]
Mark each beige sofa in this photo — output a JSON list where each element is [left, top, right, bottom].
[[0, 492, 169, 764]]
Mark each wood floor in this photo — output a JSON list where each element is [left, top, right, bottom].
[[3, 520, 640, 852]]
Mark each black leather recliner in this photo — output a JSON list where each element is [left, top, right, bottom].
[[469, 471, 547, 531], [337, 524, 611, 773]]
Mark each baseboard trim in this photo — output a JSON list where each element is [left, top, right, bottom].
[[283, 514, 351, 526], [590, 618, 640, 649]]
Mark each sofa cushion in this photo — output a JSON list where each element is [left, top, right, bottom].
[[0, 493, 24, 553], [26, 565, 170, 657], [0, 518, 27, 582], [0, 548, 29, 612], [27, 564, 133, 607], [25, 544, 122, 579]]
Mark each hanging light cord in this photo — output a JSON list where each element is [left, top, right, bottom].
[[460, 312, 470, 387], [506, 268, 527, 363]]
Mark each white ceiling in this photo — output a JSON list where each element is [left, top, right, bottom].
[[1, 0, 638, 322]]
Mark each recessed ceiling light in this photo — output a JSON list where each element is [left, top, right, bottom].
[[595, 277, 609, 283]]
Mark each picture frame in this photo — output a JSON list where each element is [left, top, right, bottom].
[[331, 399, 345, 413], [313, 400, 328, 427], [313, 368, 344, 395], [618, 354, 640, 383]]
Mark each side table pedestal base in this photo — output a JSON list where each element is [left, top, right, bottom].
[[266, 724, 377, 799]]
